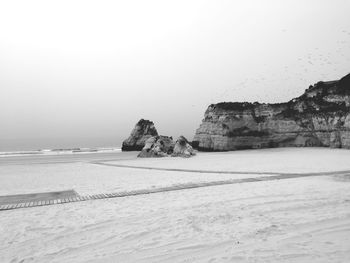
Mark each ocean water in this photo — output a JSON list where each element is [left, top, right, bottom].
[[0, 137, 122, 155]]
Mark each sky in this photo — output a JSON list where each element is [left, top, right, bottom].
[[0, 0, 350, 150]]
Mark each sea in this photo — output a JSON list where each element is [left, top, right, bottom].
[[0, 137, 122, 157]]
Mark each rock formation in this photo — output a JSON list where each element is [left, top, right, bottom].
[[122, 119, 158, 151], [193, 73, 350, 151], [172, 136, 196, 157], [137, 135, 175, 157]]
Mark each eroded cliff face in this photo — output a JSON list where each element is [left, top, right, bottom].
[[193, 73, 350, 151]]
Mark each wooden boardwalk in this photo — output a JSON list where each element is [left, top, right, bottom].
[[1, 170, 348, 212]]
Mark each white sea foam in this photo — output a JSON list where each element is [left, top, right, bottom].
[[0, 147, 121, 157]]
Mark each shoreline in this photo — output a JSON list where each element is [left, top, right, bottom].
[[0, 147, 122, 158]]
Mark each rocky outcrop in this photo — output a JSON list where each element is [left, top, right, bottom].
[[122, 119, 158, 151], [137, 135, 175, 157], [172, 136, 196, 157], [193, 73, 350, 151]]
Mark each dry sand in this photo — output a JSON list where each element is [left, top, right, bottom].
[[0, 148, 350, 262]]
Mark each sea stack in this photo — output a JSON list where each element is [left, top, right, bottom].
[[172, 136, 196, 157], [137, 135, 175, 157], [122, 119, 158, 151], [193, 73, 350, 151]]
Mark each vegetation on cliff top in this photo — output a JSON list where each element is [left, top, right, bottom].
[[212, 73, 349, 112], [213, 102, 256, 111], [213, 73, 349, 120]]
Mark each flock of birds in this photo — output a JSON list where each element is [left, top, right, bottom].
[[211, 29, 350, 105]]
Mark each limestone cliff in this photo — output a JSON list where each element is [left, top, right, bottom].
[[193, 73, 350, 151], [122, 119, 158, 151]]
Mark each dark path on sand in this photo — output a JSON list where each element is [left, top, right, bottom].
[[91, 161, 350, 177], [1, 151, 349, 211], [1, 168, 349, 211]]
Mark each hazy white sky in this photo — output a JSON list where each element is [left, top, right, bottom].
[[0, 0, 349, 150]]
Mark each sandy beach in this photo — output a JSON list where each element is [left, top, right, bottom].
[[2, 0, 349, 262], [1, 148, 350, 262]]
